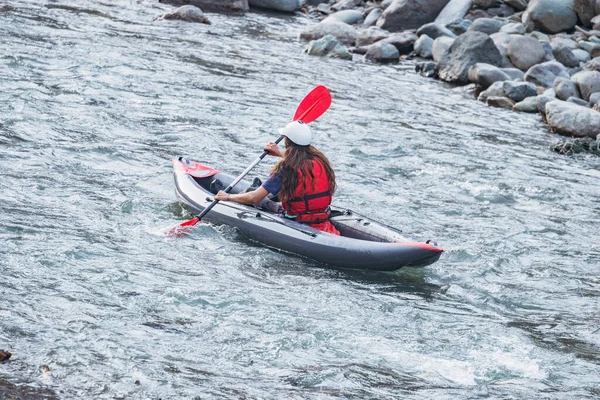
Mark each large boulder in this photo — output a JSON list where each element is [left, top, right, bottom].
[[545, 100, 600, 138], [432, 36, 455, 63], [468, 63, 511, 88], [159, 0, 249, 13], [153, 5, 211, 23], [524, 61, 570, 87], [437, 31, 503, 84], [554, 76, 582, 100], [299, 21, 357, 45], [522, 0, 578, 34], [376, 0, 451, 31], [306, 35, 353, 60], [322, 10, 364, 24], [414, 34, 435, 58], [435, 0, 473, 25], [508, 36, 546, 71], [382, 31, 419, 54], [356, 27, 390, 47], [249, 0, 298, 11], [365, 41, 401, 62], [571, 70, 600, 100], [573, 0, 597, 27], [416, 23, 456, 39], [467, 18, 505, 34]]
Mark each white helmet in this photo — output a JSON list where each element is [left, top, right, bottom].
[[279, 120, 312, 146]]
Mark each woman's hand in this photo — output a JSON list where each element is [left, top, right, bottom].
[[215, 191, 229, 201], [264, 142, 282, 157]]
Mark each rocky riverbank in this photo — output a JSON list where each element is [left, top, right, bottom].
[[159, 0, 600, 139]]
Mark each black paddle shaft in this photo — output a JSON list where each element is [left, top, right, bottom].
[[196, 135, 284, 221]]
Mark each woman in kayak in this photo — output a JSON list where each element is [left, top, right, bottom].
[[215, 120, 340, 235]]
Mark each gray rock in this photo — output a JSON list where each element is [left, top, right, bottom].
[[596, 0, 600, 14], [435, 0, 473, 25], [363, 8, 382, 26], [591, 45, 600, 59], [579, 41, 597, 53], [438, 31, 503, 84], [487, 4, 517, 18], [487, 96, 516, 109], [414, 34, 435, 58], [465, 9, 490, 21], [323, 10, 364, 24], [554, 76, 582, 100], [508, 36, 547, 71], [551, 37, 579, 50], [365, 41, 401, 62], [581, 57, 600, 72], [524, 61, 570, 87], [546, 100, 600, 137], [567, 96, 590, 106], [552, 44, 580, 68], [382, 0, 394, 7], [573, 49, 592, 63], [478, 80, 506, 102], [542, 42, 555, 62], [153, 5, 211, 23], [416, 23, 457, 39], [467, 18, 505, 35], [468, 63, 511, 87], [382, 31, 418, 54], [377, 0, 451, 31], [432, 36, 455, 63], [473, 0, 500, 9], [505, 0, 528, 11], [159, 0, 248, 13], [571, 70, 600, 100], [573, 0, 597, 27], [503, 81, 538, 101], [589, 92, 600, 106], [356, 27, 390, 46], [500, 22, 526, 34], [299, 21, 357, 45], [317, 3, 332, 13], [332, 0, 362, 11], [529, 31, 551, 42], [538, 89, 556, 118], [306, 35, 353, 59], [416, 61, 437, 77], [446, 19, 472, 35], [491, 32, 516, 68], [513, 96, 540, 112], [249, 0, 299, 12], [502, 67, 525, 80], [592, 15, 600, 30], [522, 0, 578, 34]]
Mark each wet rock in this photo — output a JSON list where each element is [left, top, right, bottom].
[[554, 76, 582, 100], [487, 96, 516, 109], [467, 18, 505, 35], [432, 36, 455, 63], [0, 350, 11, 362], [299, 21, 357, 45], [377, 0, 451, 32], [446, 19, 472, 35], [574, 0, 597, 27], [571, 70, 600, 100], [524, 61, 570, 87], [468, 62, 511, 88], [552, 44, 580, 68], [382, 31, 418, 54], [306, 35, 353, 59], [322, 10, 364, 24], [438, 32, 503, 84], [508, 36, 547, 71], [522, 0, 578, 34], [435, 0, 473, 25], [153, 5, 211, 23], [365, 41, 400, 62], [249, 0, 299, 12], [504, 0, 527, 11], [416, 23, 456, 39], [503, 81, 538, 101], [478, 80, 505, 101], [546, 100, 600, 137], [363, 8, 382, 26], [500, 22, 526, 34], [538, 89, 556, 118], [513, 96, 540, 112], [414, 34, 434, 58], [573, 49, 592, 63], [158, 0, 249, 13], [502, 67, 525, 80], [416, 60, 437, 77], [567, 96, 590, 106], [356, 27, 390, 46]]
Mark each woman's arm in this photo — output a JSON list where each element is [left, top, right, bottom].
[[215, 186, 270, 205]]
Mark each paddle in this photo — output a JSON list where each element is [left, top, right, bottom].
[[169, 85, 332, 235]]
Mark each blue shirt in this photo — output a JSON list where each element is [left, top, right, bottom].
[[263, 170, 283, 195]]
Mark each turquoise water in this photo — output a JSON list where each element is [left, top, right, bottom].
[[1, 1, 599, 398]]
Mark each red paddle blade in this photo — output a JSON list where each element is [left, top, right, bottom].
[[166, 217, 200, 237], [293, 85, 332, 124]]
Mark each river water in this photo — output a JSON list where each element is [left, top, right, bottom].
[[1, 1, 599, 398]]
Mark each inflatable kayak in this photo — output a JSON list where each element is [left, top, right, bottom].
[[173, 157, 443, 271]]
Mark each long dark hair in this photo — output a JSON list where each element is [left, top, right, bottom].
[[271, 138, 336, 202]]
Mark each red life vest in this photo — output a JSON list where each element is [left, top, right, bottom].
[[282, 159, 332, 224]]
